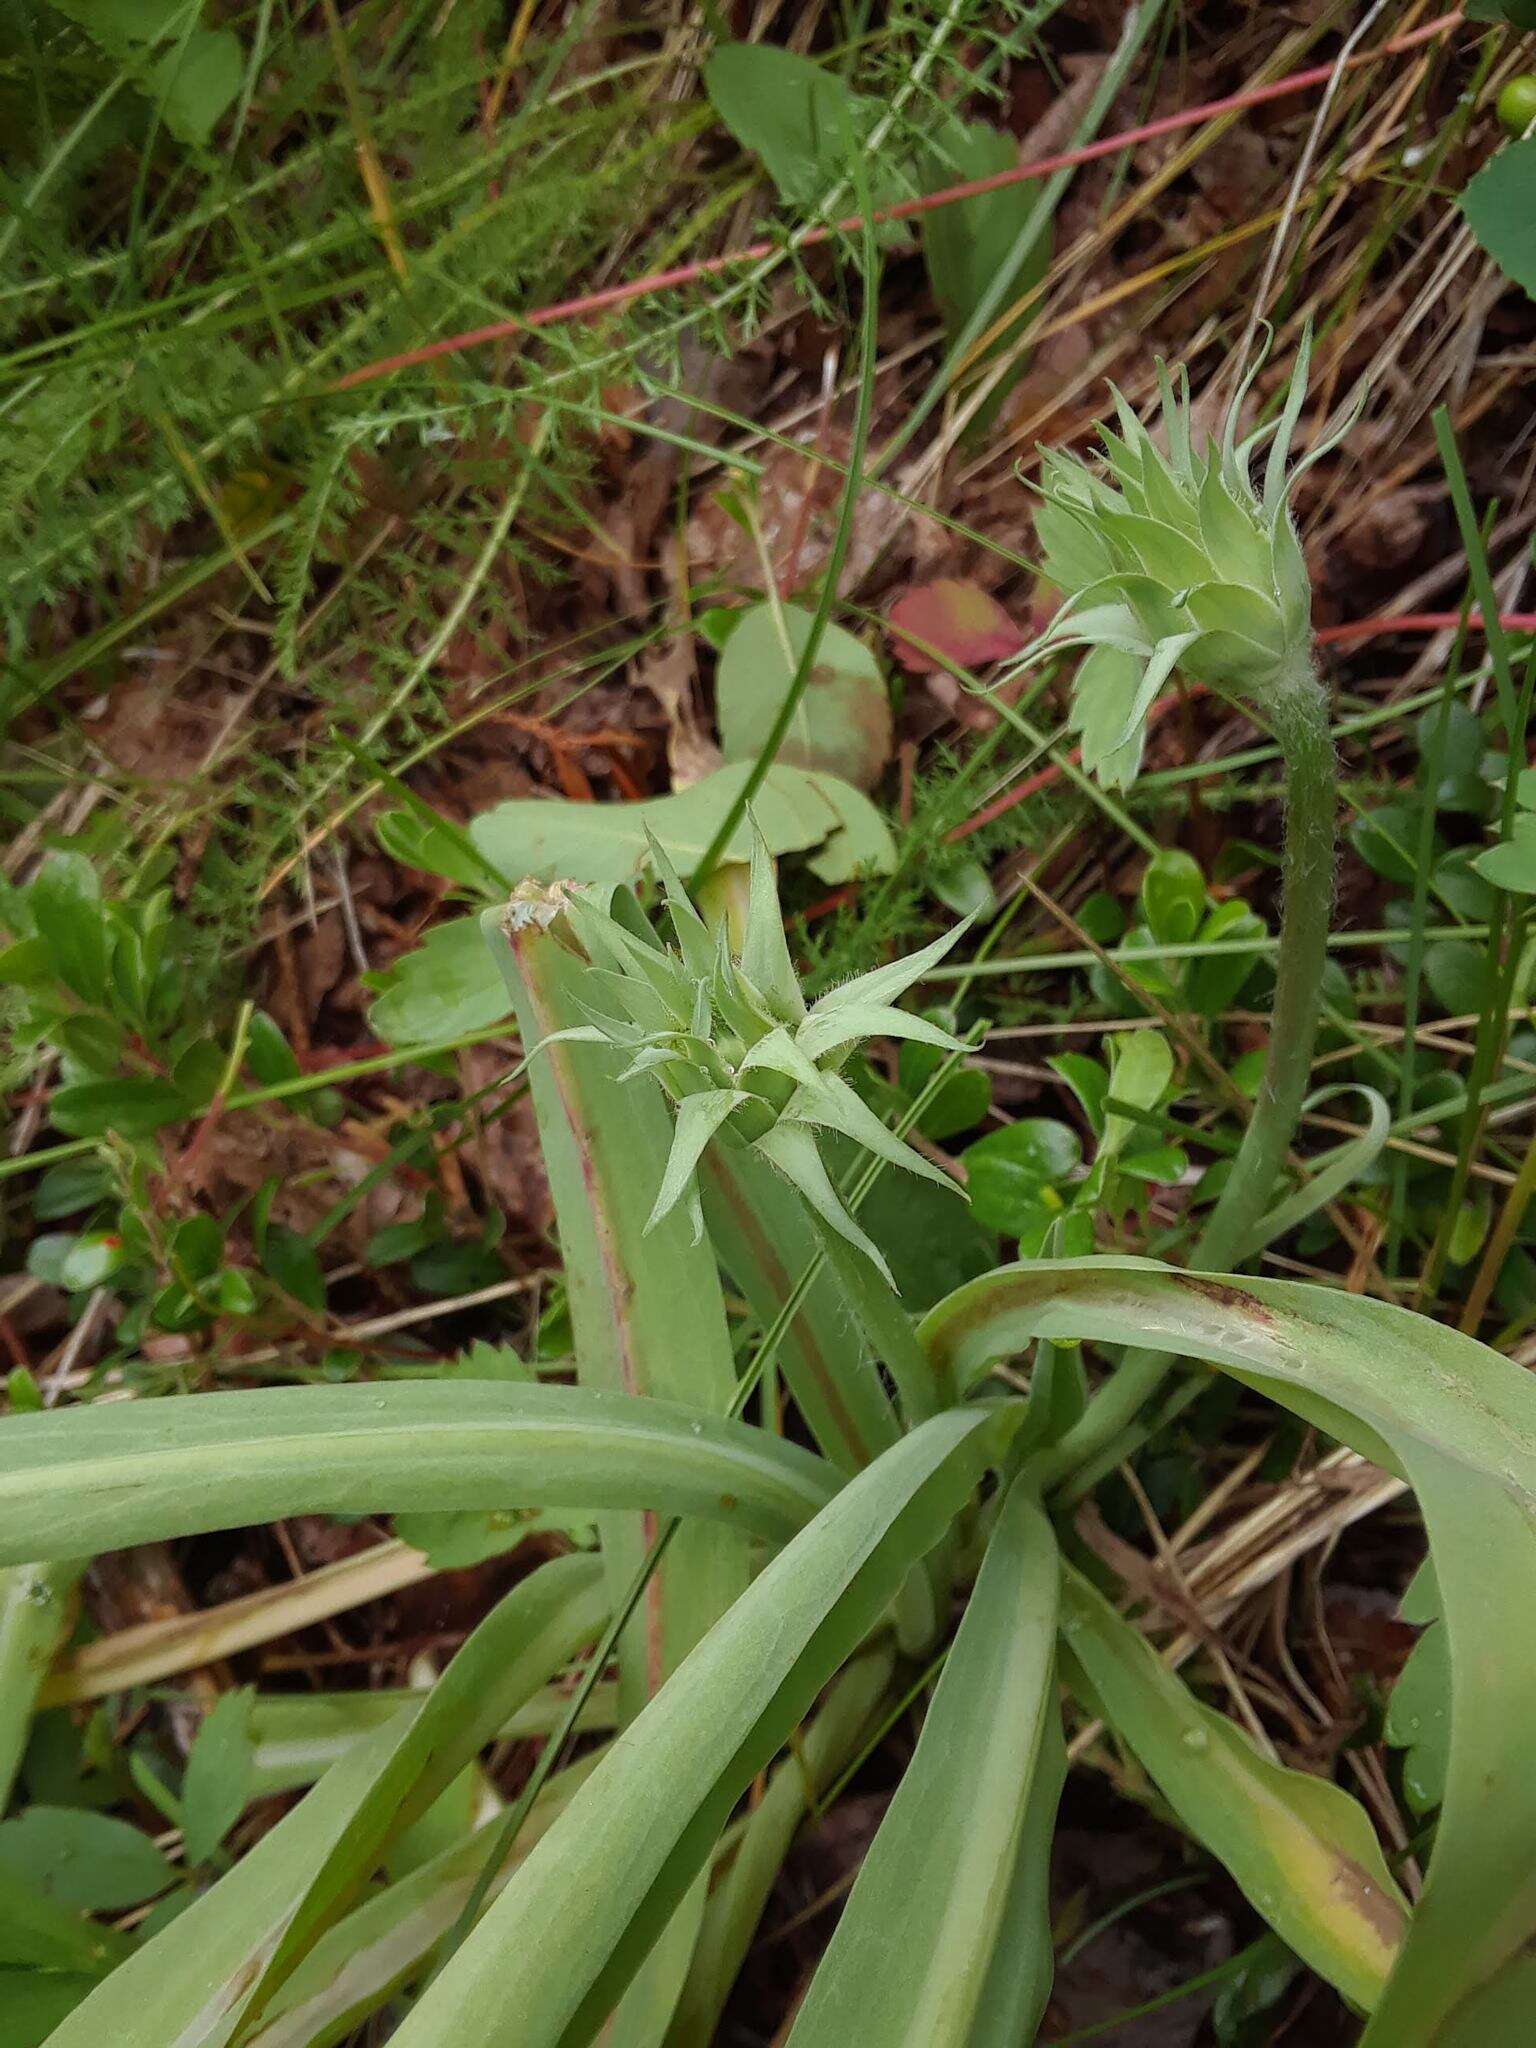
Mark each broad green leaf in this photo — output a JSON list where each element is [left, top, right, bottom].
[[786, 1477, 1059, 2048], [920, 1257, 1536, 2044], [1050, 1051, 1108, 1137], [898, 1035, 991, 1142], [1459, 135, 1536, 299], [489, 899, 748, 1727], [919, 115, 1050, 424], [394, 1504, 589, 1569], [467, 762, 893, 892], [48, 1076, 191, 1138], [0, 1560, 80, 1809], [45, 1, 244, 145], [1186, 897, 1265, 1016], [1352, 799, 1432, 885], [1384, 1563, 1450, 1818], [1059, 1565, 1406, 2010], [827, 1133, 997, 1314], [704, 43, 888, 208], [147, 29, 243, 145], [0, 1380, 838, 1566], [369, 917, 511, 1046], [715, 602, 893, 792], [28, 853, 108, 1004], [961, 1118, 1080, 1236], [0, 1808, 174, 1913], [1423, 939, 1490, 1017], [261, 1224, 325, 1314], [1210, 1935, 1304, 2047], [45, 1556, 609, 2048], [181, 1686, 256, 1867], [1472, 811, 1536, 893], [1102, 1029, 1172, 1159], [53, 0, 198, 42], [375, 809, 504, 895], [385, 1407, 1014, 2048], [0, 1862, 130, 1974], [1, 1970, 98, 2047], [1140, 847, 1205, 946], [1467, 0, 1536, 26]]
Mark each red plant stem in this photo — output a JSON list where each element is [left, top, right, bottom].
[[1316, 610, 1536, 643], [332, 12, 1463, 395]]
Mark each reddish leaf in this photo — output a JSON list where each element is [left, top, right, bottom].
[[886, 580, 1028, 674]]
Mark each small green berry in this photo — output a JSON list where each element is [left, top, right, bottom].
[[1496, 75, 1536, 135]]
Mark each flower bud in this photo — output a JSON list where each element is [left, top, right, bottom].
[[1028, 335, 1341, 789], [505, 828, 971, 1281]]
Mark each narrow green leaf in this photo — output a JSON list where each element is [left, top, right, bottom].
[[697, 1134, 901, 1472], [786, 1477, 1059, 2047], [181, 1686, 256, 1868], [489, 898, 748, 1727], [965, 1705, 1067, 2048], [45, 1557, 609, 2048], [0, 1381, 838, 1566], [646, 1090, 746, 1236], [385, 1408, 1014, 2048], [1059, 1565, 1406, 2010], [246, 1760, 605, 2048], [667, 1650, 894, 2046], [920, 1258, 1536, 2044]]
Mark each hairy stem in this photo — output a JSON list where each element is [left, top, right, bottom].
[[1042, 657, 1336, 1488]]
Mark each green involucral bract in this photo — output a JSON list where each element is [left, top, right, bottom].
[[1029, 332, 1349, 788], [494, 829, 970, 1286]]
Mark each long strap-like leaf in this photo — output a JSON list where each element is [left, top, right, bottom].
[[920, 1258, 1536, 2044], [786, 1474, 1060, 2048], [42, 1556, 609, 2048], [1059, 1564, 1406, 2010], [489, 905, 748, 1724], [385, 1406, 1014, 2048], [0, 1381, 838, 1565]]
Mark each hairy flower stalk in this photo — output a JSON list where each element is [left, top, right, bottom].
[[512, 831, 969, 1292], [1024, 339, 1343, 1478]]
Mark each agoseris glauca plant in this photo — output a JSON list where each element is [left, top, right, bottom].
[[1029, 332, 1349, 789], [502, 831, 970, 1282]]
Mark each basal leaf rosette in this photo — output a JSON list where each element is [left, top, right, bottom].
[[1030, 338, 1346, 789], [503, 833, 970, 1282]]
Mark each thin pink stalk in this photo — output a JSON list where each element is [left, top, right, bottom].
[[333, 12, 1463, 394], [1316, 611, 1536, 643]]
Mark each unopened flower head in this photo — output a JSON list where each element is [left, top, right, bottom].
[[510, 829, 970, 1283], [1029, 332, 1345, 789]]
